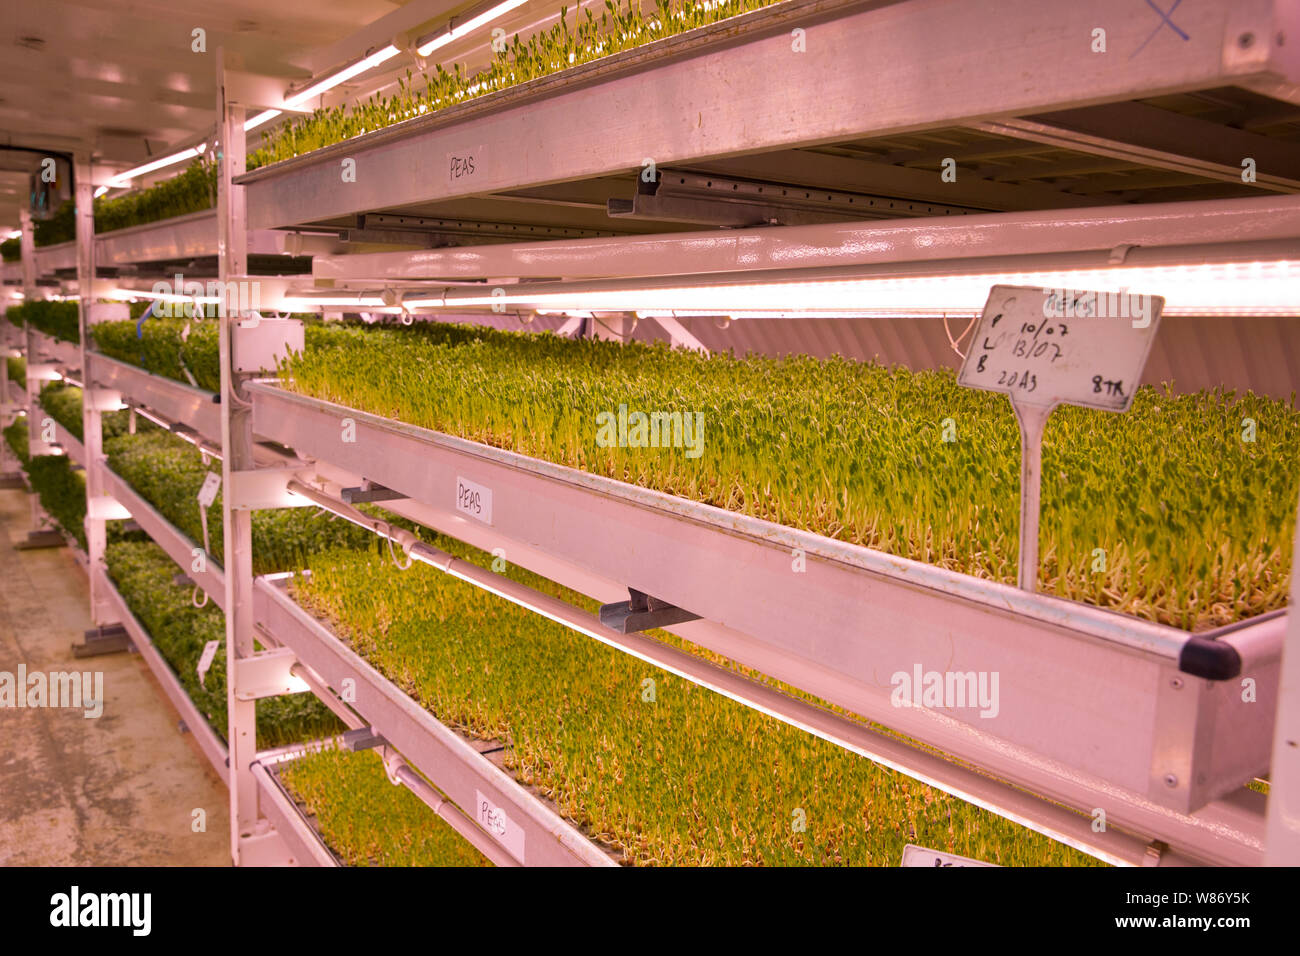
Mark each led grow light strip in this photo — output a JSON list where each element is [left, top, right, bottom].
[[416, 0, 531, 56], [107, 287, 221, 304], [284, 45, 401, 108], [245, 110, 282, 132], [398, 259, 1300, 318], [106, 148, 203, 189]]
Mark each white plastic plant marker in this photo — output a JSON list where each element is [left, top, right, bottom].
[[900, 843, 997, 868], [197, 471, 222, 509], [475, 789, 524, 862], [197, 639, 221, 688], [957, 285, 1164, 591], [456, 476, 493, 525], [198, 471, 221, 561]]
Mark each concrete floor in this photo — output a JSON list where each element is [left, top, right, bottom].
[[0, 486, 230, 865]]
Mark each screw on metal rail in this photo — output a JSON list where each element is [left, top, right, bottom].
[[1239, 32, 1255, 49], [1170, 677, 1184, 690], [1164, 774, 1178, 788]]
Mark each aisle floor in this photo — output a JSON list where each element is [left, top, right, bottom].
[[0, 487, 229, 865]]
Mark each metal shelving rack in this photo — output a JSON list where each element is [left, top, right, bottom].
[[4, 0, 1298, 867], [3, 96, 618, 869]]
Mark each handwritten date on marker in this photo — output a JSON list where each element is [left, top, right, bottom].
[[958, 285, 1164, 412]]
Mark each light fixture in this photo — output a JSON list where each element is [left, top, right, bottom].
[[4, 230, 20, 240], [284, 45, 401, 109], [416, 0, 530, 56], [93, 186, 108, 198], [108, 287, 220, 305], [398, 260, 1300, 318], [107, 147, 202, 188], [244, 110, 281, 132]]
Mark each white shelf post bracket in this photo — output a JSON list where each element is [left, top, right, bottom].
[[216, 48, 266, 866]]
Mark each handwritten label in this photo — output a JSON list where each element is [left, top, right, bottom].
[[957, 285, 1164, 411], [447, 145, 484, 186], [196, 640, 220, 688], [455, 476, 493, 525], [197, 472, 221, 508], [901, 844, 997, 868], [475, 789, 524, 861]]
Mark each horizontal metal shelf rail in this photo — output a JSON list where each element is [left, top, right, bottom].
[[44, 416, 84, 467], [95, 564, 230, 785], [97, 460, 228, 609], [277, 478, 1220, 866], [86, 353, 222, 446], [65, 339, 608, 865], [253, 576, 618, 867], [249, 756, 341, 868], [309, 194, 1300, 284], [237, 0, 1300, 231], [248, 381, 1278, 865], [7, 211, 343, 284], [26, 329, 80, 373]]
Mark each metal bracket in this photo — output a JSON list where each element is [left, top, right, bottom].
[[15, 529, 66, 550], [599, 588, 703, 634], [229, 467, 311, 510], [341, 480, 408, 504], [87, 494, 131, 521], [608, 169, 973, 227], [72, 624, 132, 658], [235, 647, 311, 701], [342, 727, 386, 752], [1142, 840, 1168, 866]]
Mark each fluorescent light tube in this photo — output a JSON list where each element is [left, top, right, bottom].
[[400, 260, 1300, 318], [284, 46, 400, 108], [245, 109, 282, 131], [108, 147, 201, 188], [417, 0, 530, 55]]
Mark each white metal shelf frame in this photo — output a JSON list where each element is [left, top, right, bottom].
[[10, 0, 1299, 866], [1, 56, 616, 867], [244, 381, 1280, 866], [235, 0, 1300, 231]]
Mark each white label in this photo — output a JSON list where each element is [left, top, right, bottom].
[[197, 472, 221, 508], [455, 476, 493, 525], [475, 789, 524, 861], [957, 284, 1164, 411], [446, 145, 484, 186], [901, 844, 997, 868], [196, 640, 220, 688]]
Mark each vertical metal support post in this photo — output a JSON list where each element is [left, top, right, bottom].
[[24, 328, 40, 461], [1265, 494, 1300, 863], [18, 209, 36, 296], [1012, 400, 1052, 592], [216, 49, 258, 865], [74, 153, 109, 622]]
